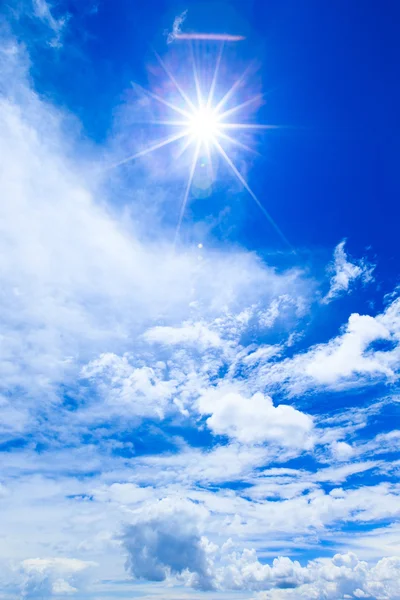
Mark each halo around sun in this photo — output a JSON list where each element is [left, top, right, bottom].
[[110, 45, 289, 248]]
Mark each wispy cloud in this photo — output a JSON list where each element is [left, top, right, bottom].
[[32, 0, 68, 47], [0, 12, 400, 600], [322, 240, 375, 304], [166, 9, 188, 44]]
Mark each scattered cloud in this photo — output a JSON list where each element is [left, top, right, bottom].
[[123, 509, 400, 597], [322, 240, 375, 304], [32, 0, 68, 48], [0, 10, 399, 600], [253, 297, 400, 394]]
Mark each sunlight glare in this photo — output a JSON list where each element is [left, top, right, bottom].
[[111, 46, 289, 248], [188, 107, 220, 142]]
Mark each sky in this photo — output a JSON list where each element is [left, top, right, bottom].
[[1, 0, 400, 599]]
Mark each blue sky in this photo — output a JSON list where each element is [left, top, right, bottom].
[[1, 1, 400, 599]]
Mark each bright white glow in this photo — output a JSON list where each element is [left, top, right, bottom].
[[111, 48, 290, 248], [188, 107, 220, 142]]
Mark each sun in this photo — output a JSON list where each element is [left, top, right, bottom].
[[110, 47, 289, 248], [188, 107, 220, 143]]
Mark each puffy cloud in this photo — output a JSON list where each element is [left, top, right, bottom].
[[331, 441, 355, 461], [197, 387, 314, 448], [322, 240, 375, 304], [20, 557, 95, 598], [254, 553, 400, 599], [123, 514, 400, 597], [303, 313, 393, 384], [123, 500, 213, 590], [254, 297, 400, 394], [81, 353, 177, 419]]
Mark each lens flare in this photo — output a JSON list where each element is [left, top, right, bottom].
[[110, 46, 290, 248]]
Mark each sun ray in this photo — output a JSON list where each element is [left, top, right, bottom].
[[174, 141, 201, 246], [218, 94, 263, 121], [174, 133, 196, 160], [207, 43, 224, 109], [190, 43, 204, 108], [108, 130, 189, 169], [204, 140, 214, 182], [154, 52, 197, 113], [134, 83, 193, 120], [218, 123, 280, 130], [213, 63, 254, 115], [217, 130, 260, 155], [212, 137, 292, 249], [147, 120, 189, 126]]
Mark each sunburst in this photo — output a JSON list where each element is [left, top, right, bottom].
[[111, 46, 289, 247]]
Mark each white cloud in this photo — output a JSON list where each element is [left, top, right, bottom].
[[322, 240, 375, 304], [122, 508, 400, 597], [127, 442, 276, 486], [253, 553, 400, 598], [1, 20, 400, 600], [81, 353, 177, 419], [340, 523, 400, 561], [197, 387, 314, 448], [303, 313, 393, 384], [244, 461, 380, 503], [331, 441, 355, 461], [32, 0, 68, 48], [0, 40, 311, 414], [20, 557, 95, 598], [143, 323, 223, 349], [253, 297, 400, 394]]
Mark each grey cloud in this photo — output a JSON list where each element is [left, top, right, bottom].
[[123, 507, 213, 590]]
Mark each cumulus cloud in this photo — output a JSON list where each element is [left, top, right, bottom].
[[322, 240, 375, 304], [123, 511, 400, 597], [81, 352, 177, 419], [303, 313, 393, 384], [20, 557, 95, 598], [197, 387, 314, 448], [123, 500, 213, 590], [253, 296, 400, 394], [254, 553, 400, 599], [2, 13, 400, 600], [331, 440, 355, 461]]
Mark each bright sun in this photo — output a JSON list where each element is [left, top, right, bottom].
[[188, 107, 220, 142], [111, 47, 289, 248]]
